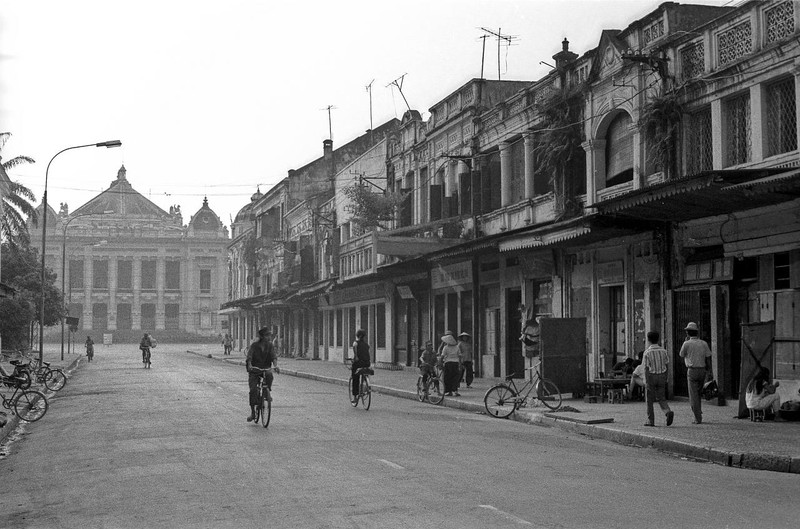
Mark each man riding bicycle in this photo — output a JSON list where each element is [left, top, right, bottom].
[[246, 327, 279, 422]]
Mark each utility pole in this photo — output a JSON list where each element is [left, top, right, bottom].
[[480, 27, 518, 80], [386, 74, 411, 113], [366, 79, 374, 143]]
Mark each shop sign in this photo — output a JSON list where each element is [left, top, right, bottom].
[[521, 254, 553, 278], [596, 260, 624, 284], [431, 261, 473, 290], [330, 282, 386, 305], [396, 285, 415, 299]]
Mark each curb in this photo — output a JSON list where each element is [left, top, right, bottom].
[[0, 355, 83, 444], [189, 350, 798, 474]]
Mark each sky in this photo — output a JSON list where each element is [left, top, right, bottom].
[[0, 0, 732, 228]]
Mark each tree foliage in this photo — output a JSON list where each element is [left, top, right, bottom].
[[0, 132, 37, 248], [639, 91, 683, 180], [532, 92, 585, 218], [343, 183, 409, 232], [0, 241, 64, 349]]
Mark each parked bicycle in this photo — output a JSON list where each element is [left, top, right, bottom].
[[3, 351, 66, 392], [345, 358, 373, 410], [0, 371, 48, 422], [250, 367, 274, 428], [416, 363, 444, 405], [21, 354, 67, 391], [484, 362, 562, 418]]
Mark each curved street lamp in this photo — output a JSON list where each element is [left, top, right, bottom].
[[39, 140, 121, 364], [60, 211, 114, 360]]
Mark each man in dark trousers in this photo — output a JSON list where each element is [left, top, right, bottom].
[[350, 329, 371, 403], [246, 327, 279, 422]]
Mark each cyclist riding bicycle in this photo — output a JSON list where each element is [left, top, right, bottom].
[[350, 329, 371, 403], [246, 327, 279, 422], [418, 340, 437, 391], [139, 333, 154, 367]]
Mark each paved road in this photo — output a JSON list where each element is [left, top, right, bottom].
[[1, 345, 797, 529]]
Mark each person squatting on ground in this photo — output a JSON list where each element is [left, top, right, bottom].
[[458, 332, 474, 389], [85, 336, 94, 362], [679, 322, 712, 424], [350, 329, 371, 402], [745, 366, 781, 418], [642, 331, 674, 427], [439, 331, 462, 397], [139, 333, 154, 367], [246, 327, 279, 422]]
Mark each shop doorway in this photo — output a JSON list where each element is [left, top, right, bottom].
[[506, 288, 525, 378], [672, 289, 711, 397], [598, 285, 625, 374]]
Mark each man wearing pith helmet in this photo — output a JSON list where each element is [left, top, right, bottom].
[[678, 322, 712, 424]]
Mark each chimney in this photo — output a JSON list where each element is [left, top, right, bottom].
[[323, 139, 334, 179]]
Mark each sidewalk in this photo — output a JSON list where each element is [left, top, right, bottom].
[[188, 344, 800, 474]]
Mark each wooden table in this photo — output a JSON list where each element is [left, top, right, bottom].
[[591, 377, 632, 402]]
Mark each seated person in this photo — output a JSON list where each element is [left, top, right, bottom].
[[628, 352, 645, 400], [612, 357, 635, 376], [745, 367, 781, 417]]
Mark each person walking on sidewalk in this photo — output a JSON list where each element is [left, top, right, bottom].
[[85, 336, 94, 362], [458, 332, 474, 389], [350, 329, 371, 403], [642, 331, 674, 427], [679, 322, 712, 424], [439, 331, 462, 397], [222, 333, 233, 355], [246, 327, 279, 422]]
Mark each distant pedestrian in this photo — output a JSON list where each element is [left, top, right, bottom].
[[679, 322, 712, 424], [439, 331, 462, 397], [85, 336, 94, 362], [222, 333, 233, 355], [642, 331, 674, 427], [458, 332, 474, 388]]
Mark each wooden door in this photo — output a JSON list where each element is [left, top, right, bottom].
[[540, 318, 587, 395]]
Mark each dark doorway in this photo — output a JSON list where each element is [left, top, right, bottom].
[[506, 288, 524, 378], [673, 289, 711, 397]]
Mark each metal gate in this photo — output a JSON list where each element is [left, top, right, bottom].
[[540, 318, 587, 395]]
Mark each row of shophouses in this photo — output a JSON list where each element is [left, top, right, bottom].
[[222, 1, 800, 402]]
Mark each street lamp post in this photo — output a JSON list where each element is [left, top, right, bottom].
[[60, 211, 114, 360], [39, 140, 121, 364]]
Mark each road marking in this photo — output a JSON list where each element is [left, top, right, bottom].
[[377, 459, 404, 470], [479, 505, 533, 526]]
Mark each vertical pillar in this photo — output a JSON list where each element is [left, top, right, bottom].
[[583, 139, 606, 206], [108, 256, 117, 330], [632, 130, 643, 189], [132, 258, 142, 330], [156, 257, 165, 331], [795, 60, 800, 154], [711, 99, 723, 169], [751, 84, 765, 162], [83, 254, 93, 329], [499, 141, 512, 207], [523, 132, 536, 198]]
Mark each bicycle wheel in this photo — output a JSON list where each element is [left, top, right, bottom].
[[261, 390, 271, 428], [484, 384, 518, 418], [15, 371, 32, 390], [360, 378, 371, 410], [536, 378, 562, 410], [44, 369, 66, 391], [348, 375, 358, 407], [426, 376, 444, 405], [416, 376, 425, 402], [14, 390, 47, 422]]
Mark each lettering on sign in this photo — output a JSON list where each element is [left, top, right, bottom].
[[596, 260, 624, 284], [432, 262, 473, 290]]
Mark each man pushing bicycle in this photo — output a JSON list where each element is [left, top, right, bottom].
[[246, 327, 279, 422]]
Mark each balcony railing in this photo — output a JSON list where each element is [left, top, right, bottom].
[[480, 194, 557, 236], [339, 231, 390, 281]]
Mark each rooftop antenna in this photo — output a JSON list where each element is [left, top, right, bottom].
[[386, 74, 411, 113], [480, 27, 518, 80], [321, 105, 336, 141], [366, 79, 375, 143]]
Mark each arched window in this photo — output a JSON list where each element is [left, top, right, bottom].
[[605, 113, 634, 187]]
